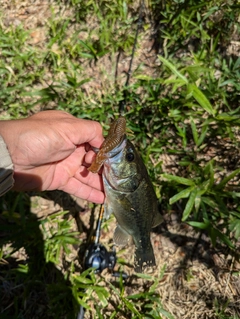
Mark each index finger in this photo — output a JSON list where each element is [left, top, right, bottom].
[[62, 116, 104, 148]]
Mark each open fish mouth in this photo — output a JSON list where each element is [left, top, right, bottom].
[[88, 116, 126, 173], [104, 136, 126, 159], [103, 138, 137, 191]]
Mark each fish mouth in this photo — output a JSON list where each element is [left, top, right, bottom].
[[103, 137, 136, 192], [105, 135, 126, 158]]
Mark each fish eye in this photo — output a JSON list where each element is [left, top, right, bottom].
[[126, 152, 135, 162]]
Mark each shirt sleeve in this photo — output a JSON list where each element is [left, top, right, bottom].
[[0, 135, 14, 196]]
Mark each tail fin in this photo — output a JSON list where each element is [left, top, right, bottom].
[[134, 247, 156, 273]]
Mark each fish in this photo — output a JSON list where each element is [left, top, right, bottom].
[[88, 116, 163, 272]]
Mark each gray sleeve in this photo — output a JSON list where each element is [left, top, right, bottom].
[[0, 135, 14, 196]]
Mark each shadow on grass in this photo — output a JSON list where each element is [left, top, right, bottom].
[[0, 191, 77, 319]]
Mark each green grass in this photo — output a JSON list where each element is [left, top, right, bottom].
[[0, 0, 240, 318]]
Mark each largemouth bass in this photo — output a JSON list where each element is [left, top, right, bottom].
[[89, 117, 162, 272]]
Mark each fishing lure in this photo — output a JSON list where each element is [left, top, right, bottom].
[[88, 116, 126, 173]]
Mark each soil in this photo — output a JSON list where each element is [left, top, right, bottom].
[[0, 1, 240, 319]]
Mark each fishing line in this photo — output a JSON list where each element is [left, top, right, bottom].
[[118, 0, 145, 115]]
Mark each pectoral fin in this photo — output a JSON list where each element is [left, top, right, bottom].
[[104, 200, 114, 219], [113, 225, 132, 246], [152, 206, 163, 228]]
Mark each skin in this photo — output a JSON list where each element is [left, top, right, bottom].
[[0, 110, 105, 204]]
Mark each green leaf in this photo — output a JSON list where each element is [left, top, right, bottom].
[[169, 186, 194, 205], [229, 218, 240, 239], [77, 299, 91, 311], [215, 112, 240, 122], [96, 290, 109, 307], [122, 297, 141, 317], [197, 124, 208, 147], [79, 40, 96, 54], [134, 74, 154, 81], [159, 309, 175, 319], [216, 168, 240, 190], [190, 117, 199, 145], [188, 83, 215, 115], [182, 188, 198, 221], [194, 192, 201, 213], [184, 65, 210, 82], [127, 293, 148, 299], [79, 52, 96, 59], [52, 235, 78, 244], [162, 174, 195, 186], [210, 227, 235, 249], [158, 55, 188, 84], [201, 196, 218, 210], [135, 273, 154, 280], [187, 220, 210, 229], [164, 78, 187, 92], [72, 275, 93, 284]]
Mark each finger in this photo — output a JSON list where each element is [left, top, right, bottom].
[[60, 177, 105, 204], [77, 166, 103, 191], [84, 149, 98, 166], [31, 110, 104, 148], [62, 118, 104, 148]]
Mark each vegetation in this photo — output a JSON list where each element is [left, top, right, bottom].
[[0, 0, 239, 318]]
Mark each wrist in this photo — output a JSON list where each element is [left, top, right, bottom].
[[0, 133, 14, 195], [0, 119, 23, 166]]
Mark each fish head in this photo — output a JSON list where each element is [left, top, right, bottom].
[[103, 136, 143, 193]]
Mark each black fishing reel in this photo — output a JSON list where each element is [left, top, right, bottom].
[[83, 242, 116, 273], [82, 205, 116, 273]]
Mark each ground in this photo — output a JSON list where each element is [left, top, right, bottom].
[[0, 1, 240, 318]]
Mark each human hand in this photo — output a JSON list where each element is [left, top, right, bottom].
[[0, 110, 104, 203]]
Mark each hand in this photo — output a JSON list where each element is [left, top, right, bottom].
[[0, 110, 104, 203]]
